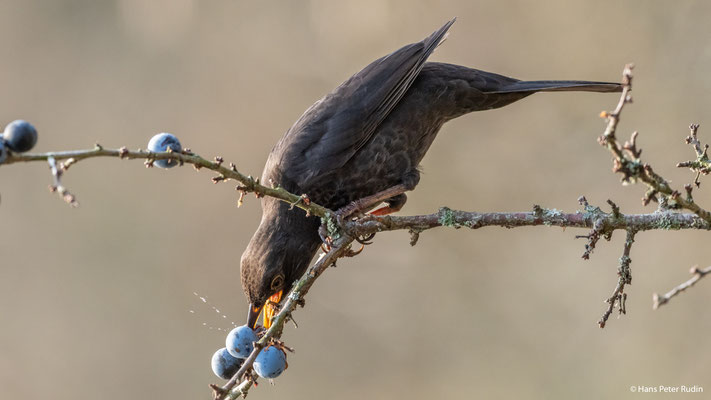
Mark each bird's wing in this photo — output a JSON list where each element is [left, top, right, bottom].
[[271, 19, 455, 189]]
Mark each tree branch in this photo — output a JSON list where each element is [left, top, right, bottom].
[[347, 205, 710, 238], [4, 145, 331, 218], [653, 265, 711, 309], [598, 229, 635, 328], [677, 123, 711, 188], [598, 64, 711, 222]]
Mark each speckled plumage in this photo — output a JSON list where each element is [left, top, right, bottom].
[[240, 19, 621, 311]]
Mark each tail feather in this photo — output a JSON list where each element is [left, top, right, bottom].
[[493, 80, 622, 93]]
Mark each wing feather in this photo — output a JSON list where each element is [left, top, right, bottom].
[[268, 19, 456, 190]]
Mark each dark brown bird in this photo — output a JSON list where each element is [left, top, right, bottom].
[[241, 18, 621, 328]]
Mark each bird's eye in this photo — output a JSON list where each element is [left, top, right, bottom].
[[270, 274, 284, 290]]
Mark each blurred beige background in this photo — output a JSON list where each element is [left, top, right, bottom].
[[1, 1, 710, 399]]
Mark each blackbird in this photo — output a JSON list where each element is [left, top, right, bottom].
[[241, 18, 621, 328]]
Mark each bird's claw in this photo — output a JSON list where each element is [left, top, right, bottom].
[[355, 232, 376, 245], [320, 237, 365, 257], [343, 243, 365, 257]]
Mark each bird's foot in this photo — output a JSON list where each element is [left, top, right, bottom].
[[335, 183, 409, 221], [369, 193, 407, 216]]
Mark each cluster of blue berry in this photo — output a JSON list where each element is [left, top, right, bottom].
[[0, 120, 38, 162], [211, 325, 287, 381]]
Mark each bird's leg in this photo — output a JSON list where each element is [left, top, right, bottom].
[[336, 183, 410, 219], [369, 193, 408, 216], [329, 185, 410, 254]]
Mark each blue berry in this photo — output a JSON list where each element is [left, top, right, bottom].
[[147, 133, 181, 168], [254, 346, 287, 379], [3, 120, 37, 153], [0, 137, 7, 164], [225, 325, 258, 359], [211, 347, 244, 380]]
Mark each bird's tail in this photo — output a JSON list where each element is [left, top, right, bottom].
[[492, 80, 622, 93]]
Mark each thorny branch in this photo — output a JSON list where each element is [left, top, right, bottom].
[[677, 123, 711, 187], [47, 156, 78, 207], [598, 64, 711, 222], [3, 64, 711, 397], [598, 230, 635, 328], [4, 145, 331, 219], [347, 204, 709, 237], [653, 266, 711, 309]]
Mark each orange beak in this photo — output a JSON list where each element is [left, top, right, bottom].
[[263, 291, 283, 329], [246, 290, 283, 329]]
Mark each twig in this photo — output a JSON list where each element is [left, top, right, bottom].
[[677, 123, 711, 187], [598, 230, 635, 328], [598, 64, 711, 222], [592, 64, 711, 322], [4, 146, 331, 218], [653, 265, 711, 309], [47, 156, 79, 207], [348, 206, 710, 236]]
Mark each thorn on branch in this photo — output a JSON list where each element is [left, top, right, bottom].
[[665, 191, 683, 210], [622, 131, 642, 158], [212, 174, 227, 184], [652, 265, 711, 309], [684, 184, 694, 203], [607, 199, 621, 219], [253, 178, 264, 198], [642, 189, 658, 206], [210, 384, 227, 398], [286, 313, 299, 329], [289, 194, 312, 213], [409, 228, 421, 246], [62, 157, 77, 171]]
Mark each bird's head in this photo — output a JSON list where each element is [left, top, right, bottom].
[[240, 199, 322, 329]]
